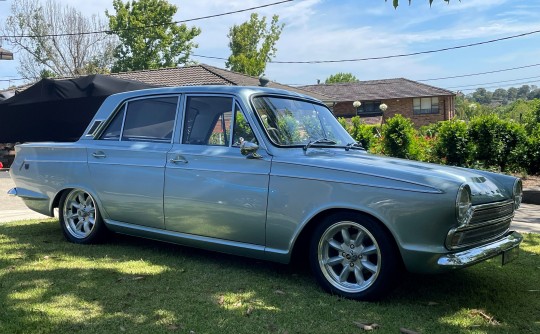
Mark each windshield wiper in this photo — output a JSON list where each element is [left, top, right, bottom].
[[303, 138, 338, 151], [345, 142, 365, 151]]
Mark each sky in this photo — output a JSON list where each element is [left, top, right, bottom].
[[1, 0, 540, 92]]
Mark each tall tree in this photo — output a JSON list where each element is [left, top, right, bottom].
[[325, 72, 359, 84], [106, 0, 201, 72], [1, 0, 116, 80], [226, 13, 284, 76]]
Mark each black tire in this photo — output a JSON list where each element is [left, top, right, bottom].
[[309, 212, 400, 300], [59, 189, 108, 244]]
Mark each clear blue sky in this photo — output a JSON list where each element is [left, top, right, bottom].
[[1, 0, 539, 92]]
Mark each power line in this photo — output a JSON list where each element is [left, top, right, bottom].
[[417, 63, 540, 82], [454, 79, 540, 92], [261, 29, 540, 64], [444, 75, 540, 89], [0, 0, 293, 39], [192, 29, 540, 64]]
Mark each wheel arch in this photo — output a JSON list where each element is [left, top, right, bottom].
[[51, 186, 106, 218], [290, 208, 404, 268]]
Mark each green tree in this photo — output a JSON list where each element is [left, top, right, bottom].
[[507, 87, 518, 101], [226, 13, 284, 76], [492, 88, 508, 103], [471, 88, 493, 104], [106, 0, 201, 72], [324, 72, 359, 84]]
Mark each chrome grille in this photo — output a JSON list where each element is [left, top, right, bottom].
[[469, 201, 514, 226], [447, 200, 515, 250]]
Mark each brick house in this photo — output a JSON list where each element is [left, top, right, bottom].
[[300, 78, 455, 127]]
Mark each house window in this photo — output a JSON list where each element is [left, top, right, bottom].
[[413, 97, 439, 115], [357, 101, 381, 114]]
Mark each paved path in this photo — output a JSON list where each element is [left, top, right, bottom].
[[1, 170, 539, 233], [0, 170, 51, 223]]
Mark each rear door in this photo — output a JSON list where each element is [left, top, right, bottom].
[[86, 95, 179, 229]]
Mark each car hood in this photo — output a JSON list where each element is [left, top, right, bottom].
[[273, 149, 510, 204]]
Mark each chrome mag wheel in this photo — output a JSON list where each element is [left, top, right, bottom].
[[62, 189, 98, 239], [317, 221, 382, 294]]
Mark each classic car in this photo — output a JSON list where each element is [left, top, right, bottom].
[[8, 86, 523, 300]]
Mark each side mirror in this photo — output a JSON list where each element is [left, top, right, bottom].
[[240, 141, 262, 159]]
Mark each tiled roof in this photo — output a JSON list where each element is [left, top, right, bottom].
[[300, 78, 455, 101], [111, 64, 331, 101]]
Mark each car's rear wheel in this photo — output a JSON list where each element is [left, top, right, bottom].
[[59, 189, 107, 244], [309, 212, 400, 300]]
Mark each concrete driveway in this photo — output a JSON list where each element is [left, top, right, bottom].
[[1, 170, 539, 233], [0, 170, 50, 223]]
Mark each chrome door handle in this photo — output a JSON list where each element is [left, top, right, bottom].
[[170, 155, 188, 164], [92, 151, 106, 158]]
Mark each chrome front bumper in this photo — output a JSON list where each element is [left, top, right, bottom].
[[437, 231, 523, 268]]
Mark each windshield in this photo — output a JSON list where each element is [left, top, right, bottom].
[[252, 96, 354, 147]]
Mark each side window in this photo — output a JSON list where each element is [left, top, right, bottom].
[[182, 96, 234, 145], [121, 97, 178, 142], [232, 104, 257, 147], [100, 104, 126, 141]]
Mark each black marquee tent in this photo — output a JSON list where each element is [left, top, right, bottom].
[[0, 75, 157, 143]]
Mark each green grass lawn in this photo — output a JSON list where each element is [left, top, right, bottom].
[[1, 219, 539, 334]]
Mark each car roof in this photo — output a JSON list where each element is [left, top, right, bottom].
[[106, 85, 321, 102]]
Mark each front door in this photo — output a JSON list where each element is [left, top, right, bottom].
[[164, 96, 270, 245]]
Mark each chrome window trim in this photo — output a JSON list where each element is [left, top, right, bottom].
[[95, 94, 181, 143]]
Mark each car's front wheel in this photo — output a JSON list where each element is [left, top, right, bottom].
[[309, 212, 400, 300], [59, 189, 107, 244]]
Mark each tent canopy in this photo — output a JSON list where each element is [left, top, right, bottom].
[[0, 74, 157, 143]]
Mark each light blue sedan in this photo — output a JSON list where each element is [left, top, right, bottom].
[[8, 86, 523, 300]]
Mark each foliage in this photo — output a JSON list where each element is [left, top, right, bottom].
[[419, 122, 442, 138], [106, 0, 201, 72], [381, 114, 416, 159], [349, 117, 379, 150], [521, 99, 540, 133], [466, 85, 540, 106], [226, 13, 284, 76], [1, 0, 116, 79], [468, 115, 527, 172], [324, 72, 358, 84], [275, 114, 301, 144], [340, 112, 539, 175], [435, 119, 470, 166], [525, 125, 540, 175]]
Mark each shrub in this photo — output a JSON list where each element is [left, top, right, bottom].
[[525, 124, 540, 175], [338, 116, 380, 150], [469, 115, 527, 172], [381, 114, 416, 159], [435, 119, 470, 166]]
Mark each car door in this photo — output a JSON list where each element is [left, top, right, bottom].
[[86, 95, 179, 229], [164, 95, 270, 245]]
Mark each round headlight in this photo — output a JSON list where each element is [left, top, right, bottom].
[[513, 179, 523, 210], [456, 184, 473, 226]]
